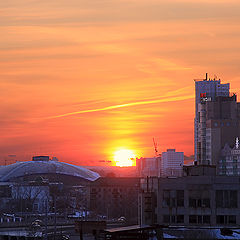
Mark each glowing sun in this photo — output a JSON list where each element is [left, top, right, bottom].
[[114, 149, 135, 167]]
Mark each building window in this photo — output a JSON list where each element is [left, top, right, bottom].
[[229, 215, 236, 224], [189, 198, 197, 208], [202, 198, 210, 208], [171, 216, 175, 223], [198, 215, 202, 224], [203, 215, 210, 224], [163, 215, 170, 223], [189, 198, 210, 208], [216, 190, 238, 208], [177, 215, 184, 223], [33, 203, 38, 211], [171, 198, 176, 207], [163, 215, 184, 224], [197, 199, 202, 208], [189, 215, 210, 225], [216, 215, 236, 225], [163, 190, 184, 208], [176, 190, 184, 207], [189, 215, 197, 224], [163, 190, 170, 207]]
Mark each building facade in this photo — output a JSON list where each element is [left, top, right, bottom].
[[140, 173, 240, 227], [219, 140, 240, 176], [160, 149, 183, 177], [0, 180, 50, 214], [136, 157, 160, 177], [89, 177, 140, 224]]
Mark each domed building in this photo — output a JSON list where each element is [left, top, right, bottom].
[[0, 156, 100, 184]]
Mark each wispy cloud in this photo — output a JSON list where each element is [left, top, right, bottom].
[[44, 93, 194, 120], [151, 58, 192, 71]]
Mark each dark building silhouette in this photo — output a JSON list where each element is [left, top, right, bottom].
[[196, 94, 240, 173], [194, 75, 230, 164], [89, 177, 139, 224]]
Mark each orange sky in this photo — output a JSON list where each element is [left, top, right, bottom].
[[1, 0, 240, 165]]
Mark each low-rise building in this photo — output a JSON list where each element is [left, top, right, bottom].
[[136, 149, 184, 178], [139, 167, 240, 227], [136, 157, 160, 177], [0, 180, 51, 215]]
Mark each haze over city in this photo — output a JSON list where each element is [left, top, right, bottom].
[[1, 0, 240, 166]]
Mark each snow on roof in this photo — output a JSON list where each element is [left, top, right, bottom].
[[214, 229, 240, 239], [163, 233, 178, 239], [0, 160, 100, 182]]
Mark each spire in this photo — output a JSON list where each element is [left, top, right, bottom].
[[236, 137, 239, 149]]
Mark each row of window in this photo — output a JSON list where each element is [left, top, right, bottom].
[[91, 188, 127, 192], [163, 215, 236, 225], [221, 156, 240, 161], [219, 171, 239, 176], [213, 122, 231, 127], [189, 198, 210, 208], [220, 162, 238, 166], [162, 190, 238, 208], [216, 190, 237, 208], [91, 194, 124, 199], [163, 190, 184, 207], [163, 197, 210, 208], [217, 215, 236, 224]]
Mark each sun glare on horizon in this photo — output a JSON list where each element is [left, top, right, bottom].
[[114, 149, 135, 167]]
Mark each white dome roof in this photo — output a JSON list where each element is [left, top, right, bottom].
[[0, 160, 100, 182]]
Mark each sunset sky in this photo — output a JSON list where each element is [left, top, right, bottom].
[[1, 0, 240, 166]]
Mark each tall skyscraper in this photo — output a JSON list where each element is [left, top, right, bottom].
[[194, 74, 230, 164], [197, 94, 240, 167]]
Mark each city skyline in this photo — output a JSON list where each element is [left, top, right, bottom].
[[1, 0, 240, 166]]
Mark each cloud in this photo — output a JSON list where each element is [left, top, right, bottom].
[[151, 58, 192, 71], [43, 93, 194, 120], [1, 0, 240, 27]]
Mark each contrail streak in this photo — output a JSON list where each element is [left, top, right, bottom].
[[45, 94, 194, 120]]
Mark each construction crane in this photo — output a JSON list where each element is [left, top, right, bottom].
[[153, 138, 158, 157]]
